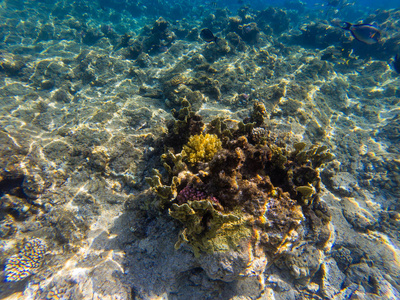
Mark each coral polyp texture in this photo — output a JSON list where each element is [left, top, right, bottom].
[[4, 238, 47, 282], [147, 101, 334, 281], [182, 133, 222, 165]]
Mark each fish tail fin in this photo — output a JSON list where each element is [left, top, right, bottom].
[[214, 36, 219, 43], [341, 22, 352, 30]]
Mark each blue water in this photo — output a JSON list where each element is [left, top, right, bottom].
[[95, 0, 399, 19]]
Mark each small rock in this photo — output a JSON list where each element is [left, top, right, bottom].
[[22, 174, 45, 199], [40, 80, 55, 90], [341, 198, 377, 231], [345, 263, 400, 297], [198, 239, 267, 282], [320, 257, 346, 298], [333, 283, 359, 300], [331, 246, 353, 271], [329, 172, 358, 196], [305, 282, 319, 293], [52, 89, 71, 103], [235, 276, 264, 299], [266, 275, 291, 292], [276, 244, 323, 285]]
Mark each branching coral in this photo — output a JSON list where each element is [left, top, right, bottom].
[[182, 133, 222, 165]]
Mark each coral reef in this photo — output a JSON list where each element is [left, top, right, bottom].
[[4, 238, 47, 282], [164, 98, 205, 151], [202, 37, 232, 62], [1, 0, 400, 297], [226, 17, 260, 44], [286, 9, 400, 60], [256, 7, 290, 35], [147, 101, 334, 281], [182, 133, 222, 165], [170, 200, 250, 257], [123, 17, 176, 60]]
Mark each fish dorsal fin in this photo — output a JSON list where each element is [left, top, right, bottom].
[[364, 23, 379, 29]]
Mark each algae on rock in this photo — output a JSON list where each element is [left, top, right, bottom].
[[170, 200, 252, 257]]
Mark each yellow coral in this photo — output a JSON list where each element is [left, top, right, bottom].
[[182, 133, 222, 165]]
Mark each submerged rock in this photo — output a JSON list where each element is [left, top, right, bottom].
[[321, 257, 346, 298]]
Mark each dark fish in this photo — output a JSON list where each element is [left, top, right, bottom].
[[341, 22, 380, 45], [200, 28, 218, 43], [393, 54, 400, 74]]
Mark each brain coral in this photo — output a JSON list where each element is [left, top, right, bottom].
[[182, 133, 222, 165], [4, 238, 47, 282]]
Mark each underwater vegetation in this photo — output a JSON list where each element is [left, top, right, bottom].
[[147, 100, 334, 280]]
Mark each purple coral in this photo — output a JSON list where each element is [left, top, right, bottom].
[[177, 185, 207, 204], [176, 185, 220, 206]]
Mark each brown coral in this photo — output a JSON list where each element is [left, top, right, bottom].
[[146, 104, 334, 276]]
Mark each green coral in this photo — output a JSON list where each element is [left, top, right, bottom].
[[169, 200, 251, 257], [270, 144, 288, 169], [296, 185, 316, 205], [170, 98, 204, 137], [249, 101, 267, 126], [160, 150, 187, 176], [171, 99, 196, 134], [182, 133, 222, 165], [145, 169, 180, 207], [292, 143, 335, 168]]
